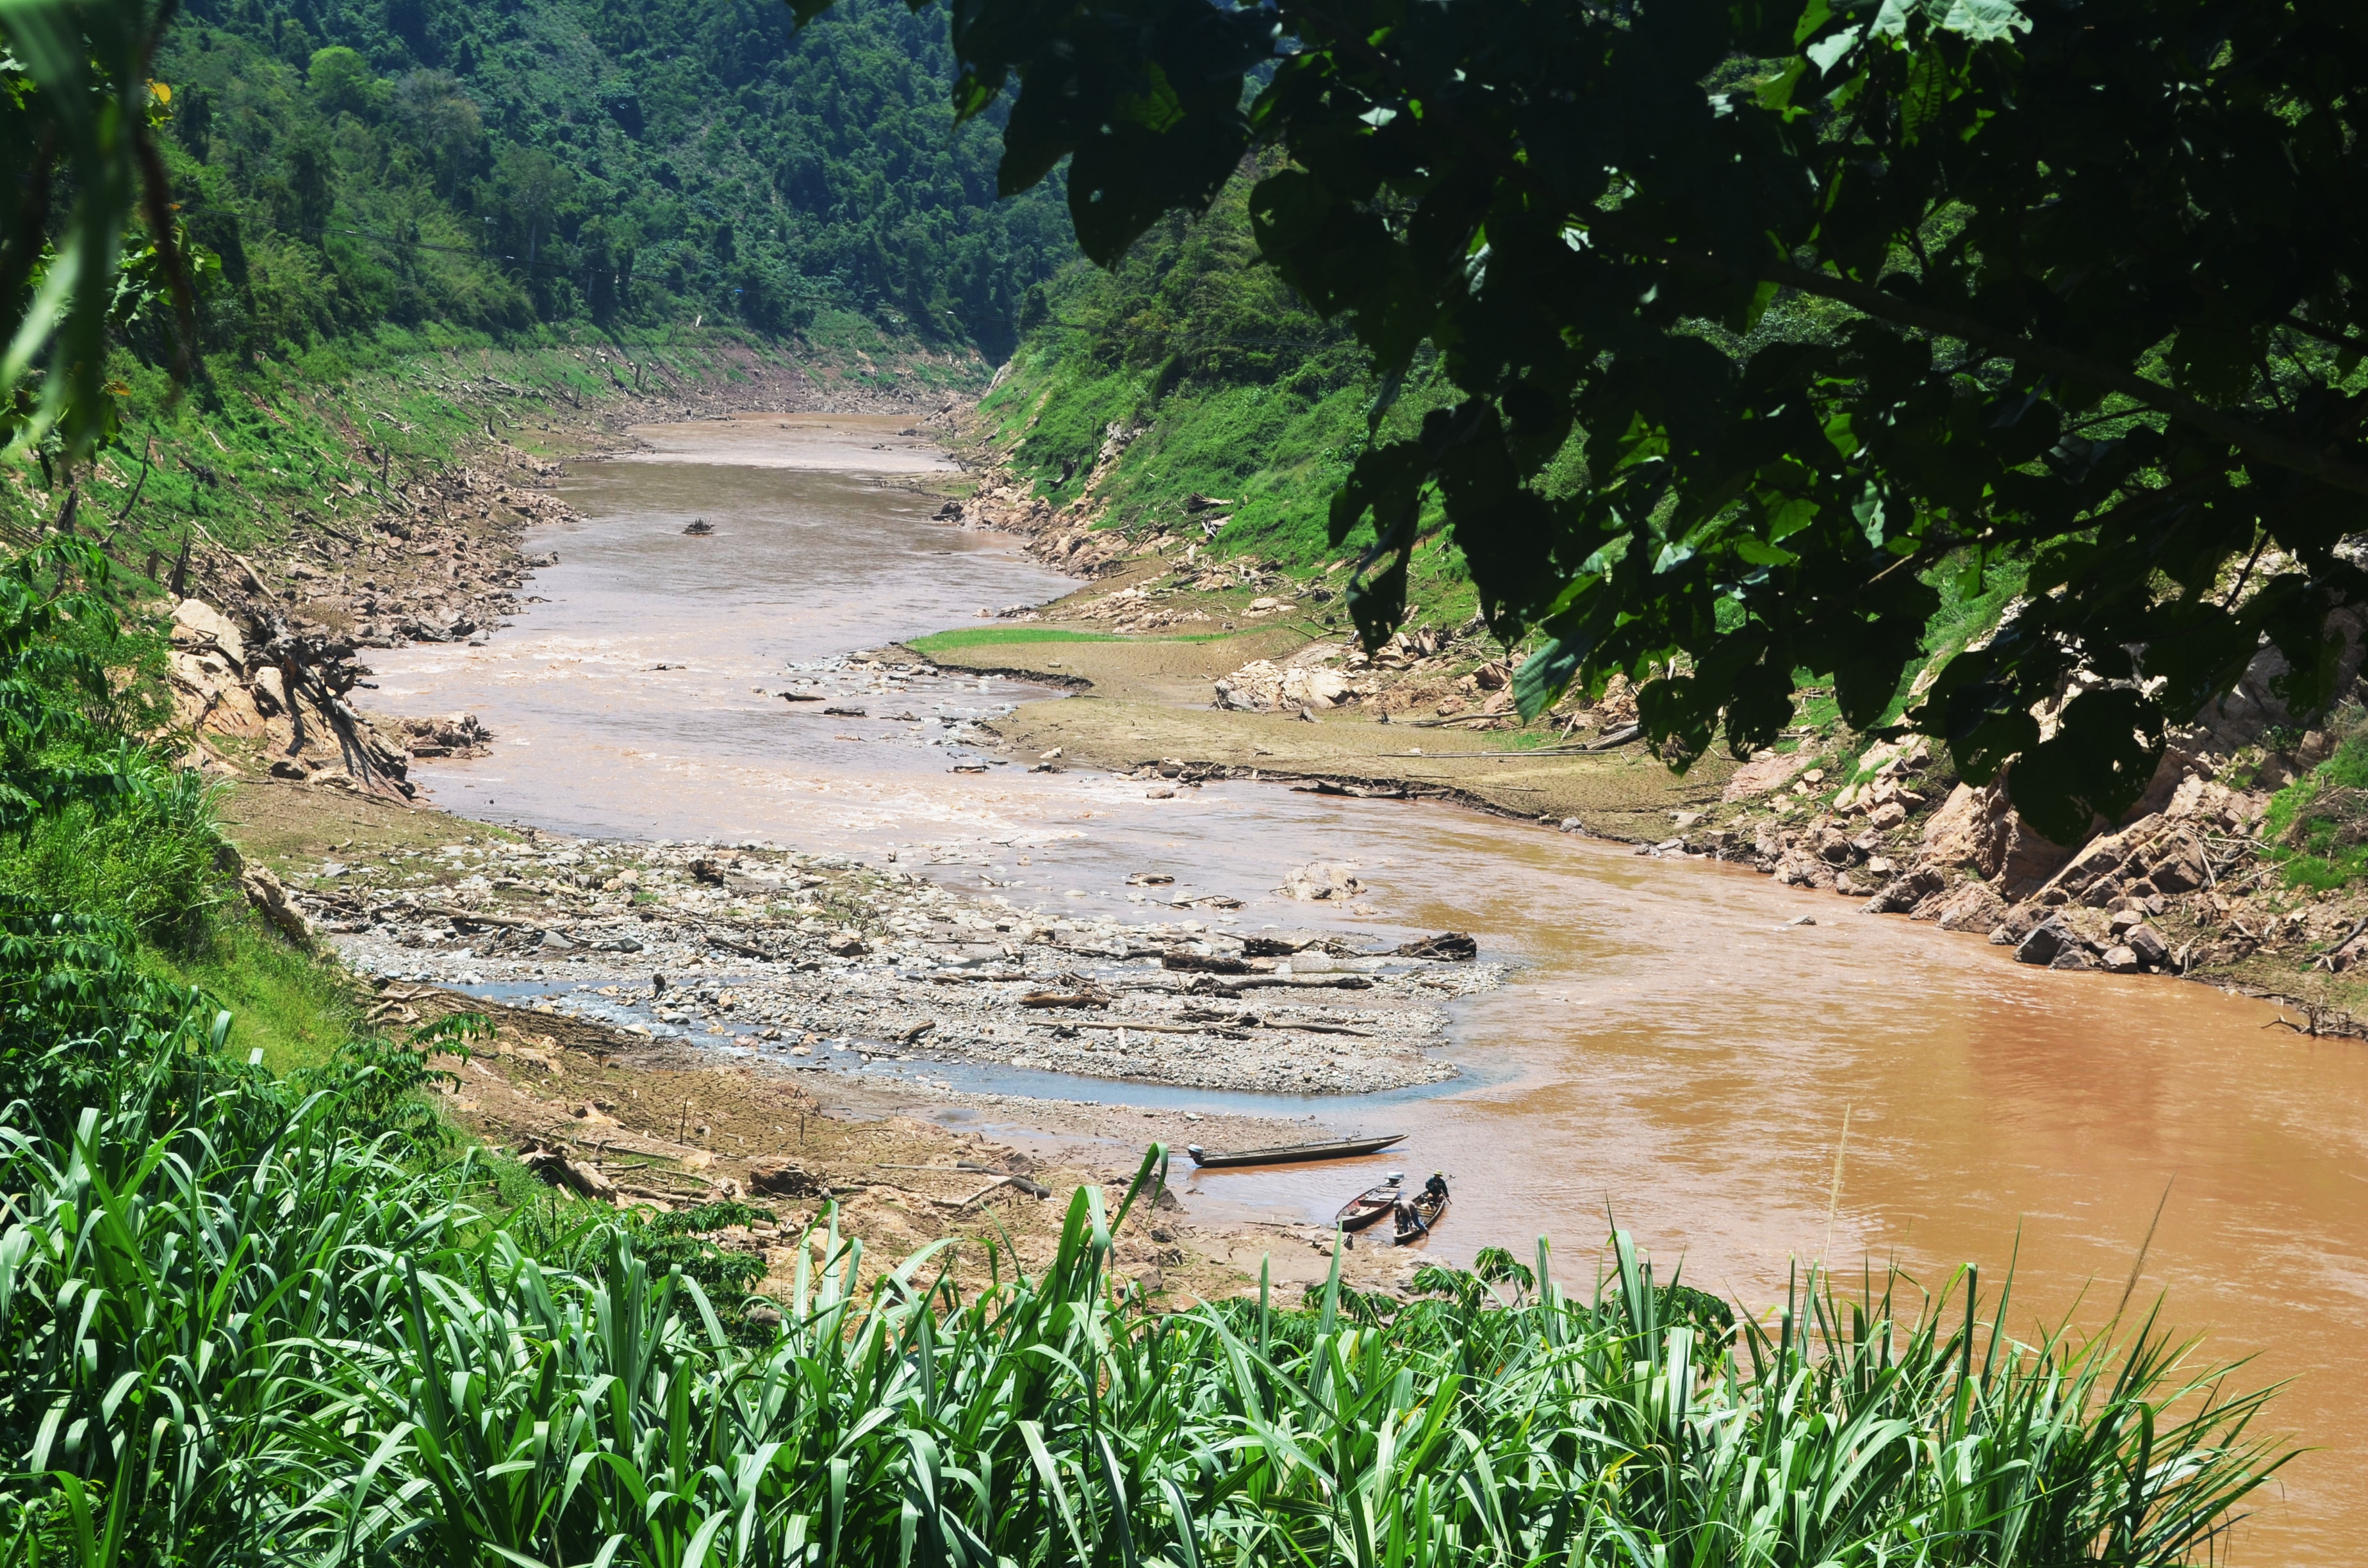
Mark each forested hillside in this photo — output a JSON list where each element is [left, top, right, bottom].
[[982, 181, 1397, 555], [974, 177, 1488, 616], [158, 0, 1069, 358]]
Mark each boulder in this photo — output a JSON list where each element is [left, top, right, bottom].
[[1281, 860, 1364, 901], [1213, 653, 1354, 712], [250, 664, 288, 716], [171, 597, 247, 668], [1866, 801, 1909, 832], [2014, 920, 2073, 965], [1863, 867, 1946, 915], [2049, 947, 2100, 971], [1995, 813, 2084, 901], [2100, 944, 2142, 974], [1918, 783, 2009, 874], [2143, 831, 2210, 894], [2125, 924, 2171, 968], [2037, 821, 2148, 908], [1928, 883, 2006, 931]]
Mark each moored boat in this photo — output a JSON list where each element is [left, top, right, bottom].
[[1333, 1173, 1405, 1233], [1184, 1132, 1406, 1169]]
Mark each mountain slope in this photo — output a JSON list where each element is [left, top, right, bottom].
[[159, 0, 1069, 358]]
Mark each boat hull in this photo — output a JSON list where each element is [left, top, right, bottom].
[[1185, 1133, 1406, 1169], [1333, 1189, 1401, 1232]]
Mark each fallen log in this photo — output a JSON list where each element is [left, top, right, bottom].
[[1392, 931, 1478, 961], [1020, 991, 1114, 1009], [516, 1137, 617, 1200], [419, 903, 540, 930], [1159, 949, 1259, 974], [1190, 974, 1373, 996], [702, 930, 774, 960]]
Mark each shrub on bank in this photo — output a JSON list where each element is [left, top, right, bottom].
[[2264, 715, 2368, 890]]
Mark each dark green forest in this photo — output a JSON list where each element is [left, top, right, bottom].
[[157, 0, 1072, 359]]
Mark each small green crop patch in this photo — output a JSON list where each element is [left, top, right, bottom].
[[907, 627, 1129, 652], [909, 626, 1231, 653], [2264, 724, 2368, 889]]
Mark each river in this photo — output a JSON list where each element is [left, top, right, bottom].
[[373, 413, 2368, 1562]]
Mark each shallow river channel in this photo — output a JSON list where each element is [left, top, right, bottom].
[[374, 414, 2368, 1561]]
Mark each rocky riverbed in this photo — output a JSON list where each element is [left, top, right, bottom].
[[296, 792, 1497, 1096]]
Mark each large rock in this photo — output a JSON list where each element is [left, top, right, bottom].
[[2125, 924, 2171, 968], [1213, 648, 1356, 712], [2035, 819, 2151, 907], [2142, 829, 2210, 894], [2014, 920, 2073, 965], [171, 597, 247, 669], [1862, 867, 1945, 915], [1918, 783, 2009, 875], [1915, 776, 2089, 899], [1929, 882, 2009, 932], [1995, 813, 2084, 901], [1281, 860, 1364, 901]]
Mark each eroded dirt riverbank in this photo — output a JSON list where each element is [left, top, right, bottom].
[[217, 412, 2368, 1562]]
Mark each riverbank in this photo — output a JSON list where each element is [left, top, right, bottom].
[[916, 434, 2368, 1040], [217, 770, 1470, 1300], [124, 350, 1415, 1308]]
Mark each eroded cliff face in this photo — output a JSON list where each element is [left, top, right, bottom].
[[1696, 607, 2368, 990]]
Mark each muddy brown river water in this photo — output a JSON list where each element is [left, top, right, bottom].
[[375, 414, 2368, 1561]]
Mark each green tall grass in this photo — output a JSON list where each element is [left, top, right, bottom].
[[0, 1045, 2291, 1567]]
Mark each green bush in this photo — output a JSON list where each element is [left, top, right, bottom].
[[2263, 724, 2368, 889], [0, 768, 224, 951]]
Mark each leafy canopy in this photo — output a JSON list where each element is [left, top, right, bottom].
[[849, 0, 2368, 842]]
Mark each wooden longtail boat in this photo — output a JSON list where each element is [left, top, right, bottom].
[[1183, 1132, 1406, 1169], [1393, 1187, 1448, 1245], [1333, 1175, 1406, 1233]]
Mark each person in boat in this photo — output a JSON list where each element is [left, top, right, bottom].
[[1395, 1173, 1449, 1239]]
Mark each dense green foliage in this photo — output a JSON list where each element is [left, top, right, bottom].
[[910, 0, 2368, 843], [146, 0, 1068, 358], [976, 182, 1487, 621], [2263, 717, 2368, 890], [0, 0, 195, 465]]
